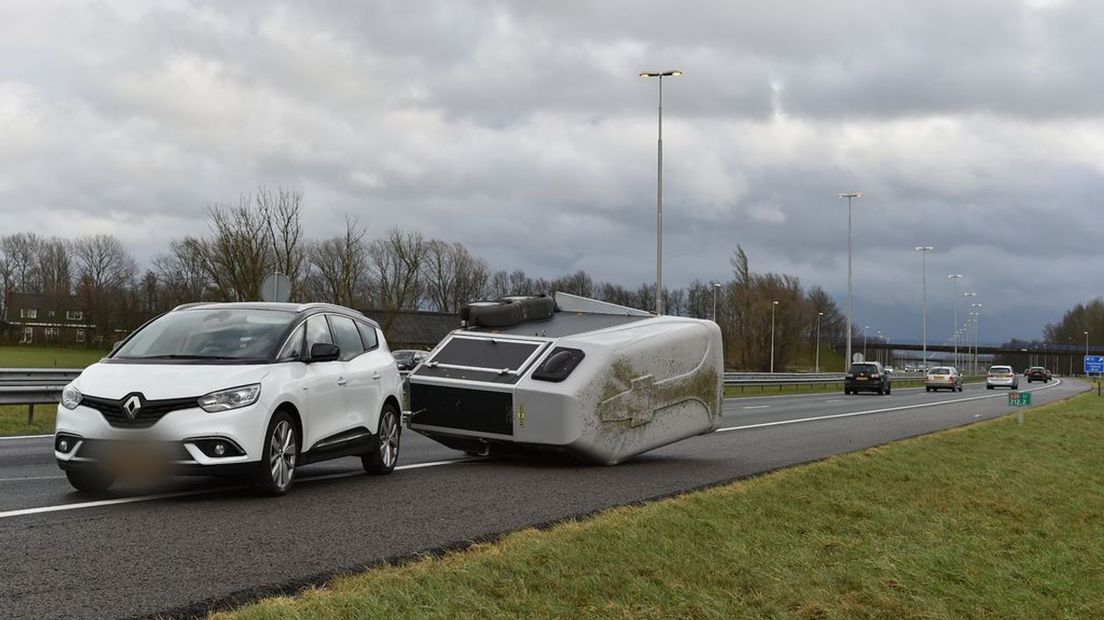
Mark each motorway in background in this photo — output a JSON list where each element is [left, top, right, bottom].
[[0, 378, 1087, 619]]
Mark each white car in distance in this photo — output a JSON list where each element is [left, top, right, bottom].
[[54, 302, 404, 496], [986, 365, 1019, 390]]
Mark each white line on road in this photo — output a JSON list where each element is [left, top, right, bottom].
[[822, 399, 843, 403], [0, 434, 52, 441], [740, 405, 771, 410], [0, 475, 66, 482], [0, 458, 470, 520], [715, 379, 1062, 433]]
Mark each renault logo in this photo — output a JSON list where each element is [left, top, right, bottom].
[[123, 395, 143, 420]]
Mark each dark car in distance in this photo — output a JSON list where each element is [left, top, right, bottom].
[[1026, 366, 1052, 383], [391, 349, 429, 372], [845, 361, 891, 395]]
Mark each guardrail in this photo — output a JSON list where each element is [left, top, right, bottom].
[[0, 369, 82, 426], [723, 371, 927, 393]]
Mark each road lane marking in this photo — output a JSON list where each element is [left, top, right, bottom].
[[715, 379, 1062, 433], [740, 405, 771, 410], [823, 399, 843, 403], [0, 458, 470, 520], [0, 434, 53, 441]]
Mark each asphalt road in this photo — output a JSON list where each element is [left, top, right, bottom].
[[0, 377, 1087, 619]]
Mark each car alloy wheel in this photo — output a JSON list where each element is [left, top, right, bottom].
[[255, 411, 298, 496], [364, 404, 401, 475]]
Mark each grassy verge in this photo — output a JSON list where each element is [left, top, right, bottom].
[[0, 405, 55, 436], [724, 376, 986, 398], [218, 388, 1104, 619], [0, 346, 107, 368]]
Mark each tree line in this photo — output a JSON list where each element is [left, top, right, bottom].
[[0, 188, 847, 370]]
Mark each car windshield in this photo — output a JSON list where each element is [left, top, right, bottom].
[[114, 308, 297, 361], [929, 367, 951, 374]]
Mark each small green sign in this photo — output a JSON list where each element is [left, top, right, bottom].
[[1008, 391, 1032, 407]]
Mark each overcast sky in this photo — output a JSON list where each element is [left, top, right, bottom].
[[2, 0, 1101, 343]]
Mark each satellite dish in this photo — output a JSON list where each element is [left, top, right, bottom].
[[852, 352, 865, 363], [261, 273, 292, 303]]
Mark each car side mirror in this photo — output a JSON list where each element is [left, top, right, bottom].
[[308, 342, 341, 363]]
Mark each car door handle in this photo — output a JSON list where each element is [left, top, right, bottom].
[[371, 372, 381, 380], [337, 377, 347, 386]]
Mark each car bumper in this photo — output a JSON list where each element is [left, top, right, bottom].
[[844, 379, 884, 391], [988, 379, 1018, 387], [925, 380, 959, 389], [54, 401, 268, 473]]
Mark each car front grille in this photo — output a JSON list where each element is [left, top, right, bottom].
[[74, 438, 194, 462], [81, 394, 200, 429]]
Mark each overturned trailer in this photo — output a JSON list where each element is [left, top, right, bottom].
[[406, 293, 724, 464]]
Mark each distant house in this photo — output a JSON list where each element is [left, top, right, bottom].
[[3, 292, 93, 346], [361, 309, 459, 351]]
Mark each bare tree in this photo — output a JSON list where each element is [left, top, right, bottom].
[[202, 196, 273, 301], [257, 188, 307, 300], [367, 227, 429, 314], [37, 238, 71, 298], [71, 234, 138, 342], [423, 240, 489, 312], [1, 233, 43, 297], [153, 237, 212, 307], [308, 217, 368, 307]]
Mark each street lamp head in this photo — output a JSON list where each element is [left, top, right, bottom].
[[818, 311, 824, 316], [963, 291, 977, 297], [947, 274, 963, 279], [838, 192, 862, 199], [640, 70, 683, 78], [713, 282, 721, 289], [915, 245, 934, 251], [669, 70, 683, 77]]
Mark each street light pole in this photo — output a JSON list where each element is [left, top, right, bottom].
[[839, 192, 862, 369], [877, 330, 884, 365], [1085, 330, 1090, 376], [770, 300, 780, 373], [963, 292, 977, 372], [863, 325, 869, 360], [948, 274, 964, 369], [970, 302, 982, 375], [640, 69, 682, 315], [712, 281, 720, 322], [815, 311, 824, 373], [915, 246, 933, 369]]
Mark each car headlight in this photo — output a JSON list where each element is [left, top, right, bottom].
[[61, 384, 82, 410], [198, 384, 261, 413]]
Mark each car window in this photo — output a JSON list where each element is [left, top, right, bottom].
[[277, 325, 305, 362], [849, 363, 878, 373], [357, 321, 379, 351], [304, 315, 333, 356], [990, 366, 1012, 373], [328, 315, 365, 361], [929, 367, 951, 374]]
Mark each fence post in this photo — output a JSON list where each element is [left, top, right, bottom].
[[27, 403, 35, 426]]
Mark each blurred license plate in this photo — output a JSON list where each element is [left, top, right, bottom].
[[104, 442, 168, 477], [857, 377, 868, 381]]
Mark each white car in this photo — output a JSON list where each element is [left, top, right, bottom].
[[54, 302, 404, 496], [986, 365, 1019, 390]]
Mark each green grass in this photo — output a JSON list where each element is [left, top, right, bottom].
[[0, 405, 55, 436], [217, 385, 1103, 620], [0, 346, 107, 369]]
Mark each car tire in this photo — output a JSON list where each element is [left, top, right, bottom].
[[987, 385, 993, 390], [363, 402, 401, 475], [65, 469, 115, 495], [877, 385, 884, 395], [885, 384, 891, 395], [253, 410, 299, 496], [925, 387, 931, 392]]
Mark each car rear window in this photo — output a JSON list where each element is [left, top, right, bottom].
[[990, 366, 1012, 373], [849, 363, 878, 373], [929, 367, 951, 374]]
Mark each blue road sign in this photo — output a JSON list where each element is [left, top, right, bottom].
[[1085, 355, 1104, 374]]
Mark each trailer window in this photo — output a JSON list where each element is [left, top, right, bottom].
[[429, 336, 542, 372]]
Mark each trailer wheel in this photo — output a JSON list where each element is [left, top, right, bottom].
[[501, 295, 555, 321], [467, 301, 524, 327]]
